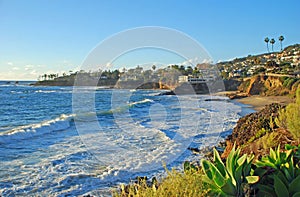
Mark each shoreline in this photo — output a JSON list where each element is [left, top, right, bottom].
[[214, 91, 293, 111], [234, 95, 293, 111], [110, 94, 260, 195]]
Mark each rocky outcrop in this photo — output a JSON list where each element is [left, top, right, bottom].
[[238, 75, 300, 96], [245, 75, 267, 95], [223, 79, 242, 91], [222, 103, 284, 158], [173, 82, 209, 95]]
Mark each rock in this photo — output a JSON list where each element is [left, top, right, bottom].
[[227, 93, 248, 99], [223, 79, 242, 91], [174, 82, 209, 95], [204, 98, 228, 102], [222, 103, 284, 158], [157, 91, 176, 96], [187, 147, 201, 154], [238, 74, 299, 96]]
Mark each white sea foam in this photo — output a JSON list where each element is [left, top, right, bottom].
[[128, 98, 153, 106], [0, 114, 74, 143], [35, 90, 57, 93], [0, 89, 248, 196]]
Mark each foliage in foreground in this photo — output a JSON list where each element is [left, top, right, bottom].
[[201, 145, 259, 197], [114, 144, 300, 197], [255, 145, 300, 197], [113, 167, 208, 197], [276, 88, 300, 140]]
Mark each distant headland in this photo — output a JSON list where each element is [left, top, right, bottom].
[[33, 43, 300, 96]]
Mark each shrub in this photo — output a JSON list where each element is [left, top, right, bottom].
[[280, 76, 289, 83], [275, 87, 300, 140], [247, 128, 270, 144], [113, 165, 208, 197], [282, 77, 291, 87], [255, 131, 281, 150], [113, 143, 300, 197], [254, 146, 300, 197], [275, 106, 288, 129], [201, 145, 259, 196], [286, 88, 300, 139], [292, 79, 300, 93], [286, 78, 297, 90]]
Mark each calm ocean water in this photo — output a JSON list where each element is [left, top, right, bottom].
[[0, 81, 251, 196]]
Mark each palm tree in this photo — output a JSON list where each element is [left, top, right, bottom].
[[264, 37, 270, 53], [270, 38, 275, 52], [279, 35, 284, 51]]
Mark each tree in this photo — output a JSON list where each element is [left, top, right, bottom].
[[186, 66, 193, 75], [279, 35, 284, 51], [270, 38, 275, 52], [171, 65, 179, 70], [264, 37, 270, 53], [152, 65, 156, 71]]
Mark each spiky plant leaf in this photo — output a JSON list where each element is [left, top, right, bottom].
[[213, 148, 226, 177], [201, 160, 213, 179], [292, 192, 300, 197], [245, 176, 259, 184], [275, 170, 289, 187], [237, 154, 247, 166], [270, 147, 277, 161], [201, 160, 226, 187], [234, 164, 243, 186], [289, 175, 300, 195], [257, 184, 276, 196], [226, 144, 238, 186], [220, 180, 236, 196], [274, 175, 289, 197]]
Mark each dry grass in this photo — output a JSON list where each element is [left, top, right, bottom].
[[112, 168, 208, 197]]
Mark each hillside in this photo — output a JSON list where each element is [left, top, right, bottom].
[[217, 44, 300, 79], [34, 44, 300, 96], [237, 74, 300, 97]]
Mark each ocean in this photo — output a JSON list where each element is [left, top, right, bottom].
[[0, 81, 253, 196]]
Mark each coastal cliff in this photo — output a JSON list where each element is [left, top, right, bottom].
[[238, 74, 300, 96]]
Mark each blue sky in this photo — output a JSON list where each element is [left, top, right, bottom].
[[0, 0, 299, 80]]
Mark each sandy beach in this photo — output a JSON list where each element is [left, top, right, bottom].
[[235, 95, 293, 111]]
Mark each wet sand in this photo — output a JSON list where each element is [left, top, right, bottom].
[[235, 95, 293, 111]]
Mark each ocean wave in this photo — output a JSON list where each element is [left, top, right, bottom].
[[95, 98, 154, 116], [35, 90, 57, 93], [128, 98, 153, 106], [0, 114, 74, 143], [10, 90, 24, 94]]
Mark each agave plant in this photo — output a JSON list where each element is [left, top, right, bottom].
[[201, 144, 259, 196], [256, 145, 293, 170], [255, 145, 300, 197], [285, 144, 300, 165]]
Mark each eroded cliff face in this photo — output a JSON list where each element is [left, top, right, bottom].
[[246, 75, 267, 95], [238, 75, 300, 96]]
